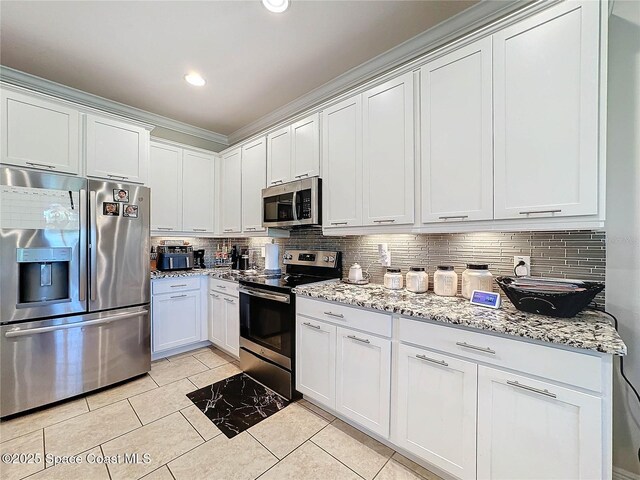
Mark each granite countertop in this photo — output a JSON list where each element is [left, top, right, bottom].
[[293, 282, 627, 356], [150, 268, 245, 282]]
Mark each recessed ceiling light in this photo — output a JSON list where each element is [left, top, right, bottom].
[[184, 73, 206, 87], [262, 0, 289, 13]]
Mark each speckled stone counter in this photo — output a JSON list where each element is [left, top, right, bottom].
[[293, 282, 627, 355], [150, 268, 243, 282]]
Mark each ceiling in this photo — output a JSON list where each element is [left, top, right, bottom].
[[0, 1, 477, 138]]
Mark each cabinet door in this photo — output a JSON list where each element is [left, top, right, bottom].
[[152, 291, 200, 353], [477, 366, 602, 479], [182, 149, 215, 233], [85, 114, 149, 184], [207, 291, 225, 348], [291, 113, 320, 180], [220, 148, 242, 234], [395, 344, 477, 480], [322, 96, 363, 228], [421, 37, 493, 223], [223, 295, 239, 357], [266, 126, 291, 186], [295, 316, 336, 408], [241, 137, 267, 233], [362, 72, 415, 226], [1, 89, 80, 174], [336, 327, 391, 437], [149, 142, 183, 232], [493, 1, 599, 219]]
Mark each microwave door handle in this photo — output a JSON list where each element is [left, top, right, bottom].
[[292, 191, 298, 222]]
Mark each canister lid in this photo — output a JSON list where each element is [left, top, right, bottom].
[[466, 263, 489, 270], [386, 267, 401, 273], [437, 265, 454, 271], [409, 267, 425, 272]]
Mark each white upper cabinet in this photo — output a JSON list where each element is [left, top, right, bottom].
[[421, 37, 493, 223], [266, 126, 291, 186], [149, 142, 183, 232], [85, 114, 150, 184], [1, 88, 81, 174], [493, 1, 600, 219], [362, 72, 415, 226], [182, 149, 215, 233], [322, 96, 363, 228], [477, 365, 602, 479], [291, 113, 320, 180], [221, 148, 242, 234], [241, 137, 267, 233]]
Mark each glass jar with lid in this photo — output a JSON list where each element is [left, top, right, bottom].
[[384, 268, 403, 290], [461, 264, 493, 299], [433, 266, 458, 296], [406, 267, 428, 293]]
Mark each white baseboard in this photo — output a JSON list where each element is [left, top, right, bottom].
[[614, 466, 640, 480]]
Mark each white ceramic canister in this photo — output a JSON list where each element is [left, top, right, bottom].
[[406, 267, 428, 293], [461, 264, 493, 299], [433, 266, 458, 296], [384, 267, 403, 290], [348, 263, 363, 282]]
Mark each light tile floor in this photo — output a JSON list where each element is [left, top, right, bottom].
[[0, 346, 443, 480]]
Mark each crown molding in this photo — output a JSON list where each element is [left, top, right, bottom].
[[228, 0, 531, 145], [0, 66, 229, 146]]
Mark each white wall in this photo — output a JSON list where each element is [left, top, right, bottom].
[[607, 1, 640, 477]]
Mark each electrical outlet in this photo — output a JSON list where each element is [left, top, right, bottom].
[[514, 255, 531, 276], [378, 243, 391, 267], [261, 247, 265, 258]]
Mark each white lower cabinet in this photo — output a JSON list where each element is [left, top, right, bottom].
[[208, 292, 225, 347], [336, 326, 391, 437], [476, 366, 602, 480], [296, 316, 336, 408], [152, 290, 201, 353], [395, 343, 477, 480], [223, 296, 239, 357], [208, 280, 239, 357]]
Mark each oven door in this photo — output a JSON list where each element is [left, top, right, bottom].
[[262, 177, 320, 227], [239, 286, 293, 369]]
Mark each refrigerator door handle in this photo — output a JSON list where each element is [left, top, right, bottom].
[[89, 190, 97, 301], [4, 311, 145, 338], [78, 189, 87, 302]]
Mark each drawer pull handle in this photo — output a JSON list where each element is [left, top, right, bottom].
[[347, 335, 370, 344], [373, 219, 395, 224], [26, 162, 56, 169], [330, 222, 348, 226], [223, 228, 234, 232], [270, 179, 284, 185], [323, 311, 344, 319], [224, 298, 235, 304], [415, 354, 449, 367], [107, 174, 129, 180], [455, 342, 496, 355], [245, 227, 256, 231], [294, 173, 309, 178], [518, 209, 562, 215], [170, 284, 187, 288], [192, 228, 207, 232], [216, 285, 226, 289], [209, 293, 220, 298], [439, 215, 468, 220], [156, 227, 174, 231], [303, 322, 321, 330], [170, 294, 187, 299], [507, 380, 557, 399]]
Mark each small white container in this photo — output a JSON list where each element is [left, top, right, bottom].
[[384, 268, 403, 290], [406, 267, 428, 293], [461, 264, 493, 299], [433, 266, 458, 296]]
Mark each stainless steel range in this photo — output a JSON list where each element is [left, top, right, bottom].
[[0, 167, 151, 417], [238, 250, 341, 399]]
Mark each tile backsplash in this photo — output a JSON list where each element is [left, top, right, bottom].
[[152, 228, 606, 302]]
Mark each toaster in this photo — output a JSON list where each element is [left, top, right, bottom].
[[156, 245, 194, 271]]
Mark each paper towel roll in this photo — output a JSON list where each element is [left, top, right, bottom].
[[264, 242, 280, 272]]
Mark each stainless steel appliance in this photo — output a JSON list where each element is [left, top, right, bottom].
[[0, 167, 151, 417], [239, 250, 341, 399], [262, 177, 321, 228], [193, 249, 206, 269], [156, 245, 194, 271]]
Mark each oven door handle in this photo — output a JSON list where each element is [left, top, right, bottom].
[[239, 287, 291, 304]]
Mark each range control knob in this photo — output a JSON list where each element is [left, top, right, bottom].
[[323, 256, 329, 262], [328, 256, 336, 262]]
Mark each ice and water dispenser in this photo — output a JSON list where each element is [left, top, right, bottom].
[[17, 247, 72, 306]]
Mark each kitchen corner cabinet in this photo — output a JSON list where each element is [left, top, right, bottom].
[[85, 114, 150, 184], [1, 88, 81, 174], [493, 0, 600, 220], [241, 137, 267, 233], [420, 37, 493, 224], [296, 316, 336, 408], [182, 149, 215, 233], [477, 366, 602, 479], [322, 96, 363, 228], [220, 148, 242, 234], [362, 72, 415, 226], [208, 280, 239, 357]]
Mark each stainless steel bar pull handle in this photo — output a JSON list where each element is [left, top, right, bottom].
[[294, 173, 309, 179], [224, 298, 235, 304], [518, 209, 562, 215], [373, 219, 396, 224], [416, 354, 449, 367], [78, 189, 87, 302], [107, 174, 129, 180], [303, 322, 321, 329], [192, 228, 207, 232], [439, 215, 469, 220], [330, 222, 348, 226], [89, 191, 98, 301], [26, 161, 56, 169], [156, 227, 174, 231], [5, 311, 144, 338], [223, 229, 233, 232], [216, 285, 226, 289], [270, 179, 284, 185], [347, 335, 370, 344], [209, 293, 220, 298], [455, 342, 496, 355], [170, 284, 187, 288], [171, 294, 187, 299], [507, 380, 557, 399], [323, 311, 344, 319]]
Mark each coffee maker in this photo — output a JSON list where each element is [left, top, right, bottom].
[[194, 249, 206, 269]]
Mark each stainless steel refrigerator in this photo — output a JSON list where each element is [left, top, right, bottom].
[[0, 167, 151, 417]]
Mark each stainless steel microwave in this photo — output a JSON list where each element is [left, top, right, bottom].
[[262, 177, 321, 228]]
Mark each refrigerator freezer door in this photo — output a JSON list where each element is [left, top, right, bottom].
[[0, 305, 150, 417], [88, 180, 150, 311]]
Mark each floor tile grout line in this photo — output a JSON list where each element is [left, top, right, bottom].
[[295, 399, 336, 423], [372, 456, 393, 480], [100, 444, 113, 480], [127, 398, 144, 428], [21, 443, 110, 479], [178, 409, 206, 443], [308, 436, 368, 480], [246, 430, 281, 461], [253, 438, 313, 480]]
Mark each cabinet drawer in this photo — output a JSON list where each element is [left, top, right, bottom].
[[209, 278, 239, 297], [399, 317, 603, 392], [152, 277, 201, 295], [297, 296, 391, 338]]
